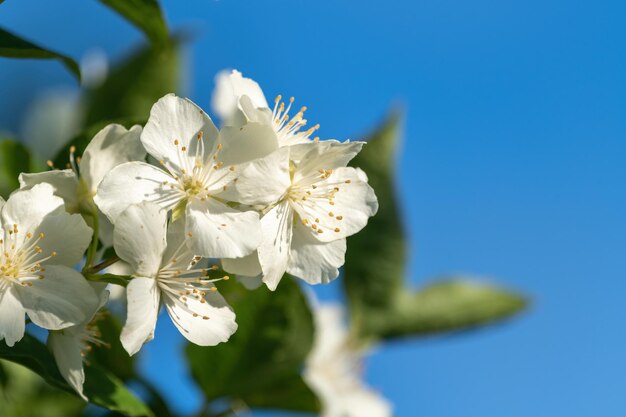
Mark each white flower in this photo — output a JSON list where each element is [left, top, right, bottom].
[[0, 183, 99, 346], [19, 123, 145, 245], [223, 140, 378, 290], [212, 69, 321, 146], [48, 288, 109, 400], [304, 304, 392, 417], [95, 94, 276, 259], [113, 202, 237, 355]]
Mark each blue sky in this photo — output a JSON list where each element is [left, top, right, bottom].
[[1, 0, 626, 416]]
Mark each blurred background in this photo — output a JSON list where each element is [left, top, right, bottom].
[[1, 0, 626, 416]]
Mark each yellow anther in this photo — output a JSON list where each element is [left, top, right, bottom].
[[51, 251, 57, 257], [275, 95, 282, 103], [289, 96, 295, 102], [334, 228, 341, 233], [187, 232, 193, 237], [329, 212, 334, 217], [223, 275, 230, 281], [181, 146, 187, 151], [174, 139, 180, 145], [229, 166, 235, 171], [217, 143, 223, 150], [69, 145, 76, 153], [345, 179, 352, 184], [26, 232, 32, 239], [46, 160, 54, 168], [336, 215, 343, 220]]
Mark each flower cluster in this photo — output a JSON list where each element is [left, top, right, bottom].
[[0, 70, 378, 400]]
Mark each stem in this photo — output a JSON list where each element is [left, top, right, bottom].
[[83, 210, 100, 269], [88, 255, 120, 274]]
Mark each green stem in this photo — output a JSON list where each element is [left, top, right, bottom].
[[83, 210, 100, 270], [87, 255, 120, 274]]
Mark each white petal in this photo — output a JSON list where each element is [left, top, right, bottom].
[[339, 389, 392, 417], [225, 146, 290, 206], [113, 202, 168, 278], [18, 170, 79, 211], [287, 225, 346, 285], [185, 198, 261, 259], [257, 201, 293, 291], [238, 95, 274, 126], [162, 281, 237, 346], [18, 265, 99, 330], [222, 251, 263, 277], [0, 287, 25, 346], [217, 122, 278, 167], [95, 161, 182, 222], [212, 69, 268, 122], [97, 211, 115, 247], [80, 124, 145, 193], [121, 276, 160, 356], [2, 183, 64, 237], [293, 167, 378, 243], [292, 140, 365, 179], [35, 210, 93, 267], [48, 331, 86, 400], [141, 94, 218, 172]]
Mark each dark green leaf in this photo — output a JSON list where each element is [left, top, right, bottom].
[[0, 334, 152, 416], [344, 114, 528, 342], [83, 41, 179, 126], [186, 278, 320, 413], [0, 139, 31, 199], [88, 313, 135, 381], [99, 0, 169, 47], [0, 27, 80, 80]]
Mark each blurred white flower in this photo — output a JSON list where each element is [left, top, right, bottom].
[[20, 89, 84, 161], [212, 69, 320, 146], [80, 48, 109, 89], [20, 124, 145, 245], [0, 183, 98, 346], [223, 141, 378, 290], [113, 202, 237, 355], [96, 94, 276, 259], [48, 288, 109, 400], [305, 304, 392, 417]]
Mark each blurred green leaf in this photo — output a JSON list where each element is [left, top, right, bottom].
[[0, 360, 85, 417], [0, 334, 153, 416], [83, 41, 179, 126], [344, 114, 528, 342], [98, 0, 169, 47], [186, 278, 320, 413], [365, 279, 528, 339], [0, 27, 80, 80], [0, 138, 32, 199]]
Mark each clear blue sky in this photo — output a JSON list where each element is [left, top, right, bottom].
[[1, 1, 626, 416]]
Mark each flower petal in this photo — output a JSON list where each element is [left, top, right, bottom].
[[217, 122, 278, 167], [211, 70, 268, 122], [35, 210, 93, 267], [292, 140, 365, 179], [2, 183, 64, 238], [287, 225, 346, 285], [18, 265, 99, 330], [257, 201, 293, 291], [292, 167, 378, 243], [185, 198, 261, 259], [48, 330, 87, 400], [222, 250, 263, 277], [80, 124, 145, 193], [0, 287, 25, 346], [18, 170, 79, 211], [95, 161, 182, 222], [121, 276, 160, 356], [113, 202, 167, 278], [162, 281, 237, 346], [142, 94, 219, 172]]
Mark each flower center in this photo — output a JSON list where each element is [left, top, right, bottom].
[[182, 177, 205, 197], [0, 226, 56, 288], [272, 95, 320, 144]]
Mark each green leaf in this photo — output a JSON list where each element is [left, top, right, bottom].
[[88, 313, 135, 381], [83, 41, 179, 127], [186, 278, 320, 413], [0, 139, 32, 199], [344, 114, 528, 342], [365, 279, 528, 340], [0, 27, 80, 80], [0, 334, 153, 416], [98, 0, 169, 47]]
